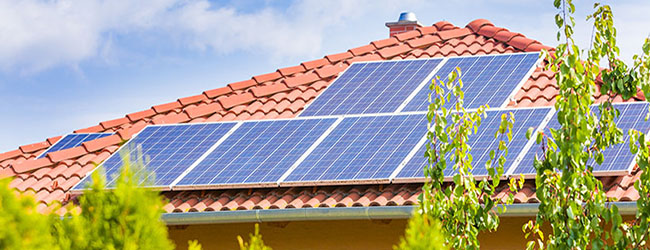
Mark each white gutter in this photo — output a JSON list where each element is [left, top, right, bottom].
[[162, 202, 638, 225]]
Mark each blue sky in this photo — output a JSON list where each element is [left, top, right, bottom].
[[1, 0, 650, 152]]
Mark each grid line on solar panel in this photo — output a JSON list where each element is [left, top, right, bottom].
[[510, 102, 650, 177], [174, 117, 338, 189], [280, 113, 428, 185], [401, 52, 540, 112], [299, 58, 443, 117], [38, 133, 113, 158], [72, 122, 238, 190], [392, 107, 553, 182]]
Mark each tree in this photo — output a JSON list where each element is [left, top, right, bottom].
[[397, 67, 522, 249], [524, 1, 650, 249], [237, 224, 271, 250]]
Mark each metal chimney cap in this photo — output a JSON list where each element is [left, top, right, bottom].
[[398, 12, 417, 22]]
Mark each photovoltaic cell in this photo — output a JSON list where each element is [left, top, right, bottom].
[[402, 53, 540, 112], [175, 118, 337, 187], [38, 133, 113, 158], [299, 59, 442, 116], [282, 114, 427, 183], [73, 123, 236, 190], [511, 102, 650, 176], [394, 107, 552, 180]]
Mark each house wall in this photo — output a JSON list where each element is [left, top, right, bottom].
[[168, 217, 536, 250]]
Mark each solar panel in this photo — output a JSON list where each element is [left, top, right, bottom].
[[72, 123, 237, 190], [401, 53, 540, 112], [174, 118, 337, 188], [393, 107, 553, 181], [280, 113, 428, 185], [38, 133, 113, 158], [511, 102, 650, 176], [299, 58, 443, 116]]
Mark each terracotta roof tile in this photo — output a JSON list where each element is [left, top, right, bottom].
[[284, 72, 320, 88], [314, 64, 344, 79], [81, 134, 122, 153], [0, 149, 22, 162], [99, 117, 130, 130], [378, 44, 411, 58], [116, 121, 147, 140], [19, 141, 50, 154], [152, 101, 182, 114], [47, 136, 62, 145], [47, 146, 87, 163], [126, 109, 156, 122], [348, 44, 375, 56], [13, 158, 53, 174], [277, 65, 306, 76], [371, 37, 399, 49], [250, 84, 290, 98], [394, 30, 421, 41], [301, 58, 329, 70], [252, 72, 282, 84], [465, 19, 494, 33], [325, 52, 353, 63], [407, 35, 442, 48], [417, 26, 439, 35], [74, 125, 104, 133], [178, 94, 208, 106], [203, 87, 231, 99], [184, 102, 225, 119], [437, 27, 472, 41], [228, 79, 257, 91], [151, 112, 191, 125], [217, 92, 256, 109]]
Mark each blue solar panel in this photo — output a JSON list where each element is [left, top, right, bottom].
[[402, 53, 540, 112], [281, 114, 427, 184], [300, 59, 442, 116], [394, 107, 553, 180], [72, 123, 237, 190], [511, 102, 650, 176], [38, 133, 113, 158], [175, 118, 337, 187]]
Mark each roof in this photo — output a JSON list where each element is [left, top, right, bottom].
[[0, 19, 645, 214]]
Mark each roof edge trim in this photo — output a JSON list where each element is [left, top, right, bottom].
[[161, 202, 638, 225]]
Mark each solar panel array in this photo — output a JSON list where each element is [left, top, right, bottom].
[[394, 108, 553, 180], [300, 59, 442, 116], [38, 133, 113, 158], [402, 53, 540, 112], [73, 52, 650, 191], [512, 102, 650, 175]]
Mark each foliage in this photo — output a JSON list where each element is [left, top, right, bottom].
[[524, 1, 650, 249], [0, 178, 58, 250], [52, 154, 175, 250], [188, 240, 203, 250], [394, 211, 447, 250], [237, 224, 272, 250], [398, 63, 521, 248]]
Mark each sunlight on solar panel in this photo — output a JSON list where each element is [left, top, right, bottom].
[[300, 58, 442, 116], [402, 52, 539, 112], [175, 118, 337, 187], [394, 107, 552, 180], [511, 102, 650, 176], [38, 133, 113, 158], [282, 113, 427, 183], [72, 123, 236, 190]]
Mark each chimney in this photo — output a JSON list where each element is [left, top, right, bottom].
[[385, 12, 422, 37]]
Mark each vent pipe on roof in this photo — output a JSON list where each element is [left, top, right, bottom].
[[385, 12, 423, 37]]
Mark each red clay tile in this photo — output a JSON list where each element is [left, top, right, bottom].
[[151, 112, 191, 125], [394, 30, 421, 41], [126, 109, 156, 122], [47, 146, 87, 163], [16, 177, 38, 191], [218, 92, 255, 109], [13, 157, 53, 174], [152, 101, 182, 114], [508, 36, 536, 51], [47, 136, 62, 145], [325, 52, 353, 63], [99, 117, 130, 130], [284, 73, 320, 88], [250, 83, 290, 98], [178, 94, 208, 106], [203, 86, 231, 99], [465, 19, 493, 33], [371, 37, 399, 49], [252, 72, 282, 84], [74, 125, 104, 133], [19, 141, 50, 154], [0, 149, 22, 162], [315, 64, 344, 79], [493, 30, 520, 42], [81, 134, 122, 153], [407, 35, 442, 48], [377, 44, 411, 59], [277, 65, 306, 76], [184, 102, 225, 119], [476, 25, 506, 38], [346, 53, 383, 63], [228, 79, 257, 91], [0, 167, 16, 178], [417, 26, 439, 35], [301, 58, 329, 70], [32, 167, 52, 179], [348, 44, 375, 56], [437, 27, 472, 41], [90, 151, 112, 166], [525, 43, 551, 52]]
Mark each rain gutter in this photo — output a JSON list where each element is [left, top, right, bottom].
[[162, 201, 638, 225]]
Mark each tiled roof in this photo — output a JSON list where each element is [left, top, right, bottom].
[[0, 19, 645, 214]]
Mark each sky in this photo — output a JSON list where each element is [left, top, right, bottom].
[[1, 0, 650, 152]]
